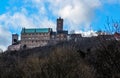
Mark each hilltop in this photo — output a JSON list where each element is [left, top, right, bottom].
[[0, 39, 120, 78]]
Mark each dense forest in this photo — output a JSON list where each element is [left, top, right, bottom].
[[0, 38, 120, 78]]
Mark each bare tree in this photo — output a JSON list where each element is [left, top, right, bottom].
[[104, 17, 120, 34]]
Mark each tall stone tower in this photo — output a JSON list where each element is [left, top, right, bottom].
[[57, 17, 63, 32], [12, 34, 18, 45]]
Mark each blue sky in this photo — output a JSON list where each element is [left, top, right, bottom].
[[0, 0, 120, 51]]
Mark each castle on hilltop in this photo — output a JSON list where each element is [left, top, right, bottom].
[[8, 17, 120, 51], [8, 17, 82, 51]]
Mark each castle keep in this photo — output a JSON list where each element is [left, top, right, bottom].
[[8, 17, 72, 51]]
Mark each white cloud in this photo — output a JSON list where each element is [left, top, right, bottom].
[[45, 0, 102, 30], [0, 13, 35, 29], [0, 26, 11, 51], [21, 0, 102, 31], [40, 18, 56, 31], [75, 30, 98, 37]]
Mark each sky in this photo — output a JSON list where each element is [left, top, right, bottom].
[[0, 0, 120, 51]]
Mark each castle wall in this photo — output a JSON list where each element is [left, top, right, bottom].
[[56, 34, 68, 41], [8, 44, 21, 51], [21, 32, 51, 48]]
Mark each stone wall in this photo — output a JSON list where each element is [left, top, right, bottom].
[[21, 32, 51, 48]]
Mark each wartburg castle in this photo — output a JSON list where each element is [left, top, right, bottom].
[[8, 17, 82, 51], [8, 17, 120, 51]]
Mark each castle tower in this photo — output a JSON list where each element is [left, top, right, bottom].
[[12, 34, 18, 45], [57, 17, 63, 32]]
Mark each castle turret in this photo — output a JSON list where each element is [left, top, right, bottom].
[[12, 34, 18, 45], [57, 17, 63, 32]]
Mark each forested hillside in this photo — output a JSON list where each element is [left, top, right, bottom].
[[0, 39, 120, 78]]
